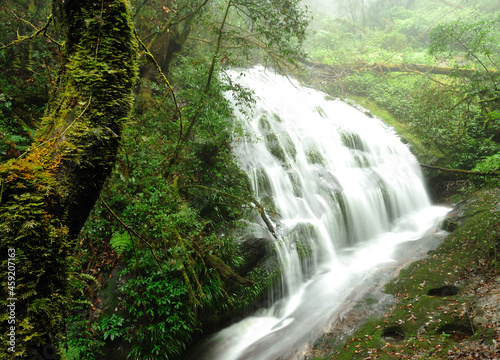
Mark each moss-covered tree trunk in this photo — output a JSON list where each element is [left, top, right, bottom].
[[0, 0, 138, 357]]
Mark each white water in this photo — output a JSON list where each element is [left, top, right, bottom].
[[195, 66, 449, 360]]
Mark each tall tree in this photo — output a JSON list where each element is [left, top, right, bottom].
[[0, 0, 138, 356]]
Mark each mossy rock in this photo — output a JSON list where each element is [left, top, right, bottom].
[[272, 113, 283, 123], [288, 170, 303, 197], [254, 168, 273, 195], [282, 132, 297, 161], [265, 133, 287, 164], [306, 146, 325, 165], [340, 131, 366, 151], [282, 222, 317, 263], [352, 151, 370, 168], [259, 114, 272, 135]]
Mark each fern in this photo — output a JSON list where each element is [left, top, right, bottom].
[[77, 272, 99, 286], [110, 231, 133, 255]]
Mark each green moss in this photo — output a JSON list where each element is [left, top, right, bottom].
[[288, 171, 302, 197], [259, 114, 272, 134], [255, 168, 272, 195], [315, 106, 327, 118], [260, 113, 296, 163], [340, 131, 365, 151], [282, 132, 297, 161], [282, 223, 316, 263], [353, 152, 370, 167], [0, 160, 71, 357], [265, 133, 287, 164], [334, 191, 350, 240], [306, 146, 325, 165], [380, 183, 395, 223]]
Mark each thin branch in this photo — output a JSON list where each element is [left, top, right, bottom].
[[381, 0, 467, 64], [0, 14, 62, 51], [12, 11, 38, 31], [19, 97, 93, 159], [135, 31, 182, 134], [100, 196, 164, 268], [187, 36, 215, 45], [132, 0, 151, 20], [95, 0, 105, 59], [173, 227, 205, 306], [452, 34, 497, 87], [166, 0, 232, 168], [204, 0, 232, 93], [181, 184, 278, 238], [176, 0, 210, 24], [137, 0, 209, 60]]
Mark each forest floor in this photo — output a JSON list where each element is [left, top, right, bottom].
[[303, 187, 500, 360]]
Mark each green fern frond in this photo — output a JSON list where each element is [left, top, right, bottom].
[[110, 231, 133, 255], [78, 273, 99, 286]]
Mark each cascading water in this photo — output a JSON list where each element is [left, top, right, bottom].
[[193, 66, 449, 360]]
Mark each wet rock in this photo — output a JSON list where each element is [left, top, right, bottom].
[[440, 197, 478, 232], [237, 223, 276, 275], [427, 285, 459, 297], [239, 236, 271, 275], [382, 325, 405, 343], [437, 323, 473, 341]]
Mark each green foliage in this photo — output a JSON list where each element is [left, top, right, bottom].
[[121, 257, 195, 360], [230, 0, 309, 59], [0, 0, 58, 162], [0, 0, 139, 357], [3, 1, 310, 359], [69, 41, 273, 358], [110, 231, 133, 256], [64, 308, 106, 360], [97, 314, 126, 341], [474, 153, 500, 172], [429, 10, 500, 63]]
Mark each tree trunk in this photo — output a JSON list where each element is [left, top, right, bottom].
[[0, 0, 138, 356]]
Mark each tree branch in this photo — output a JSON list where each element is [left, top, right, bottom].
[[0, 14, 62, 51], [100, 196, 163, 267], [135, 31, 182, 134]]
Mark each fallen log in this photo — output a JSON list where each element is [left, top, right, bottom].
[[301, 59, 499, 79], [420, 163, 500, 176]]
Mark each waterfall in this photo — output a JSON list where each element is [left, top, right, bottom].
[[194, 66, 449, 360]]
